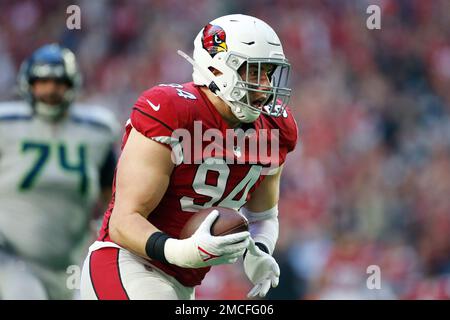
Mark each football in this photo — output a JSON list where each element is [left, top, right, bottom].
[[179, 207, 249, 239]]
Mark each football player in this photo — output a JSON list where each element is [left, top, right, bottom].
[[80, 14, 298, 300], [0, 44, 119, 299]]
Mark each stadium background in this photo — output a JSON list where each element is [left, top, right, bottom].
[[0, 0, 449, 299]]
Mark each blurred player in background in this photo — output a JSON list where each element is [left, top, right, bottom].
[[80, 14, 298, 300], [0, 44, 119, 299]]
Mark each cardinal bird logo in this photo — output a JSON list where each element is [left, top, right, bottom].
[[202, 23, 228, 57]]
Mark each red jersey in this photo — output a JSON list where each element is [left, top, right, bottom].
[[98, 82, 298, 287]]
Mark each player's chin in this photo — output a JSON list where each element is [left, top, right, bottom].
[[37, 98, 64, 106], [250, 97, 268, 110], [249, 102, 267, 114], [251, 102, 264, 110]]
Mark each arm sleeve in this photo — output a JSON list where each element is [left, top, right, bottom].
[[241, 206, 279, 255]]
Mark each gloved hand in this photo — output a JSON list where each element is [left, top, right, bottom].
[[244, 238, 280, 298], [164, 210, 250, 268]]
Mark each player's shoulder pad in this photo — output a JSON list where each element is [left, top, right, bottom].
[[131, 83, 197, 136], [0, 101, 32, 121], [263, 105, 299, 153], [70, 103, 121, 137]]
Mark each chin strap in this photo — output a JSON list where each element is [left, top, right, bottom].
[[177, 51, 222, 94], [177, 50, 260, 123]]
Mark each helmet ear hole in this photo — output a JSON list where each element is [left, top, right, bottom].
[[232, 88, 245, 100], [208, 67, 223, 76]]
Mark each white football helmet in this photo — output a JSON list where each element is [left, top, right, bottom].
[[178, 14, 291, 123]]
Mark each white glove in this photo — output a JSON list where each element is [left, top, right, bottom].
[[164, 210, 250, 268], [244, 238, 280, 298]]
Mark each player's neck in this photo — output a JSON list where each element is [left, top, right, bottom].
[[200, 87, 241, 129]]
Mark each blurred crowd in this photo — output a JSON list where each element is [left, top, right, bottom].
[[1, 0, 449, 299]]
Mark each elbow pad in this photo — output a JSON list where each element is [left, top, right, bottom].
[[240, 205, 279, 255]]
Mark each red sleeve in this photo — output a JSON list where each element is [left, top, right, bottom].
[[130, 87, 180, 150], [277, 106, 299, 165], [282, 107, 299, 153]]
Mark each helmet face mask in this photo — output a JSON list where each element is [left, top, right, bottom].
[[18, 44, 81, 121], [189, 14, 292, 123], [235, 59, 291, 118]]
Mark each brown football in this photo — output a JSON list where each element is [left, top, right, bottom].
[[179, 207, 249, 239]]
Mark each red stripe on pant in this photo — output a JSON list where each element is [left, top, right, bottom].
[[89, 247, 129, 300]]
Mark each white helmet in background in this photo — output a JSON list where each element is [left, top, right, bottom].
[[179, 14, 291, 123]]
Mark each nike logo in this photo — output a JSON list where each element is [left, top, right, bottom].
[[146, 99, 160, 111], [198, 246, 220, 262]]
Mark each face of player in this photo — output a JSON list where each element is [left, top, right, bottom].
[[238, 63, 273, 110], [31, 78, 69, 106]]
